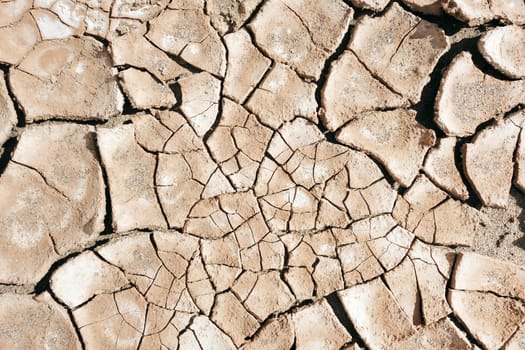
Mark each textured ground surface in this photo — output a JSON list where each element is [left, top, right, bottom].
[[2, 0, 525, 349]]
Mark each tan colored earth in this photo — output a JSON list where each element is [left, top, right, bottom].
[[1, 1, 525, 349]]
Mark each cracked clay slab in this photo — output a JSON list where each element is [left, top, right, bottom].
[[336, 108, 436, 187], [478, 25, 525, 79], [434, 51, 525, 137], [463, 114, 524, 208], [3, 1, 525, 350], [9, 37, 124, 122], [348, 2, 449, 102], [248, 0, 353, 80]]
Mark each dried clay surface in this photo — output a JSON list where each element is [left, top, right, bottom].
[[2, 1, 525, 350]]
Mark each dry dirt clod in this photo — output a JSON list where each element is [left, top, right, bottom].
[[241, 315, 295, 350], [336, 108, 436, 187], [0, 123, 105, 284], [348, 2, 449, 102], [0, 293, 82, 350], [394, 175, 447, 232], [478, 25, 525, 79], [0, 163, 59, 283], [0, 0, 32, 27], [449, 289, 525, 350], [70, 232, 203, 328], [345, 178, 397, 221], [0, 13, 40, 65], [434, 199, 481, 246], [434, 51, 525, 137], [393, 175, 479, 246], [255, 117, 363, 231], [243, 271, 295, 321], [30, 8, 77, 40], [177, 71, 222, 137], [423, 137, 469, 200], [291, 300, 353, 349], [442, 0, 493, 25], [50, 251, 128, 308], [188, 315, 237, 350], [248, 0, 353, 80], [211, 291, 259, 347], [390, 318, 474, 350], [13, 124, 106, 238], [388, 244, 456, 330], [50, 0, 87, 31], [321, 50, 408, 131], [463, 115, 523, 208], [338, 278, 416, 349], [223, 29, 271, 104], [97, 124, 167, 232], [383, 257, 421, 325], [408, 240, 454, 324], [337, 223, 390, 283], [132, 112, 172, 153], [119, 68, 177, 109], [504, 324, 525, 350], [10, 37, 124, 122], [168, 0, 205, 11], [110, 32, 189, 82], [185, 191, 263, 239], [245, 63, 318, 129], [146, 8, 226, 77], [96, 234, 168, 295], [284, 267, 315, 301], [73, 288, 147, 349], [452, 251, 525, 301], [442, 0, 525, 26]]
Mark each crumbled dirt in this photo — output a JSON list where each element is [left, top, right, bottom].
[[2, 1, 525, 349]]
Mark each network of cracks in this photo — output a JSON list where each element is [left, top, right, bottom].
[[1, 0, 525, 349]]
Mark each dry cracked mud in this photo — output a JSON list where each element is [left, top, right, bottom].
[[2, 1, 525, 349]]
